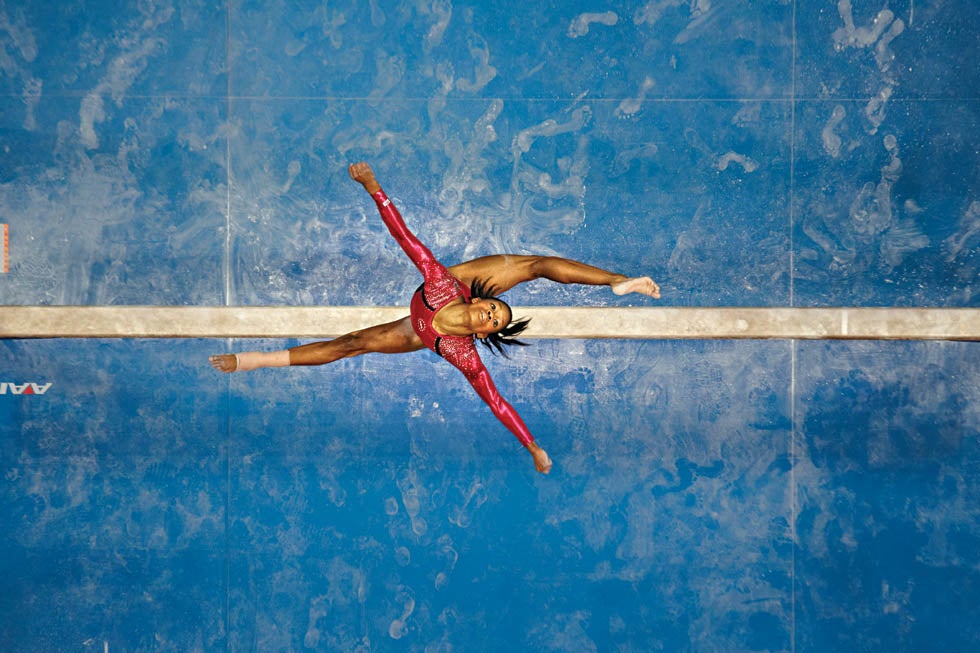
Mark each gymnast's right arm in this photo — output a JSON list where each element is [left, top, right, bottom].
[[451, 353, 553, 475], [348, 162, 441, 276]]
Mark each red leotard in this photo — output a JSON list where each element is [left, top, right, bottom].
[[371, 190, 534, 448]]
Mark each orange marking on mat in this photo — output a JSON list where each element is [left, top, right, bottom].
[[1, 224, 8, 273]]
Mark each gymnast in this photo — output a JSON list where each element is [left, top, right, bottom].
[[210, 162, 660, 474]]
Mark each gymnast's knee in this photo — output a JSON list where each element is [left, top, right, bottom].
[[334, 332, 369, 358]]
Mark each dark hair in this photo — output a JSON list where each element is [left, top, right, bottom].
[[470, 278, 531, 357]]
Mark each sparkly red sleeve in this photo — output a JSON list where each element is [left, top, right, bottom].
[[441, 338, 535, 448], [470, 367, 535, 448], [372, 190, 444, 279]]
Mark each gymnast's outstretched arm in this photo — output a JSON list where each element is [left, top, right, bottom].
[[348, 162, 447, 280]]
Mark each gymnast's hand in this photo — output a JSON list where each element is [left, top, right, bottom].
[[528, 442, 553, 474], [349, 161, 381, 194]]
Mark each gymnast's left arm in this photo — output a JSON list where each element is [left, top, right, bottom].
[[464, 365, 553, 474]]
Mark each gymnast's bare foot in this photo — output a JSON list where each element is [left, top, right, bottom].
[[209, 354, 238, 373], [611, 276, 661, 299]]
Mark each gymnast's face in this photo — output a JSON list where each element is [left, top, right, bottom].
[[469, 297, 511, 338]]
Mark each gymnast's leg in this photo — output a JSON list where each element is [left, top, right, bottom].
[[209, 317, 424, 373], [448, 254, 660, 298]]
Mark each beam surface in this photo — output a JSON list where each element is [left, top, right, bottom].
[[2, 306, 979, 340]]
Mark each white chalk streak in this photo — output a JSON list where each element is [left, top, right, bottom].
[[568, 11, 619, 38]]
